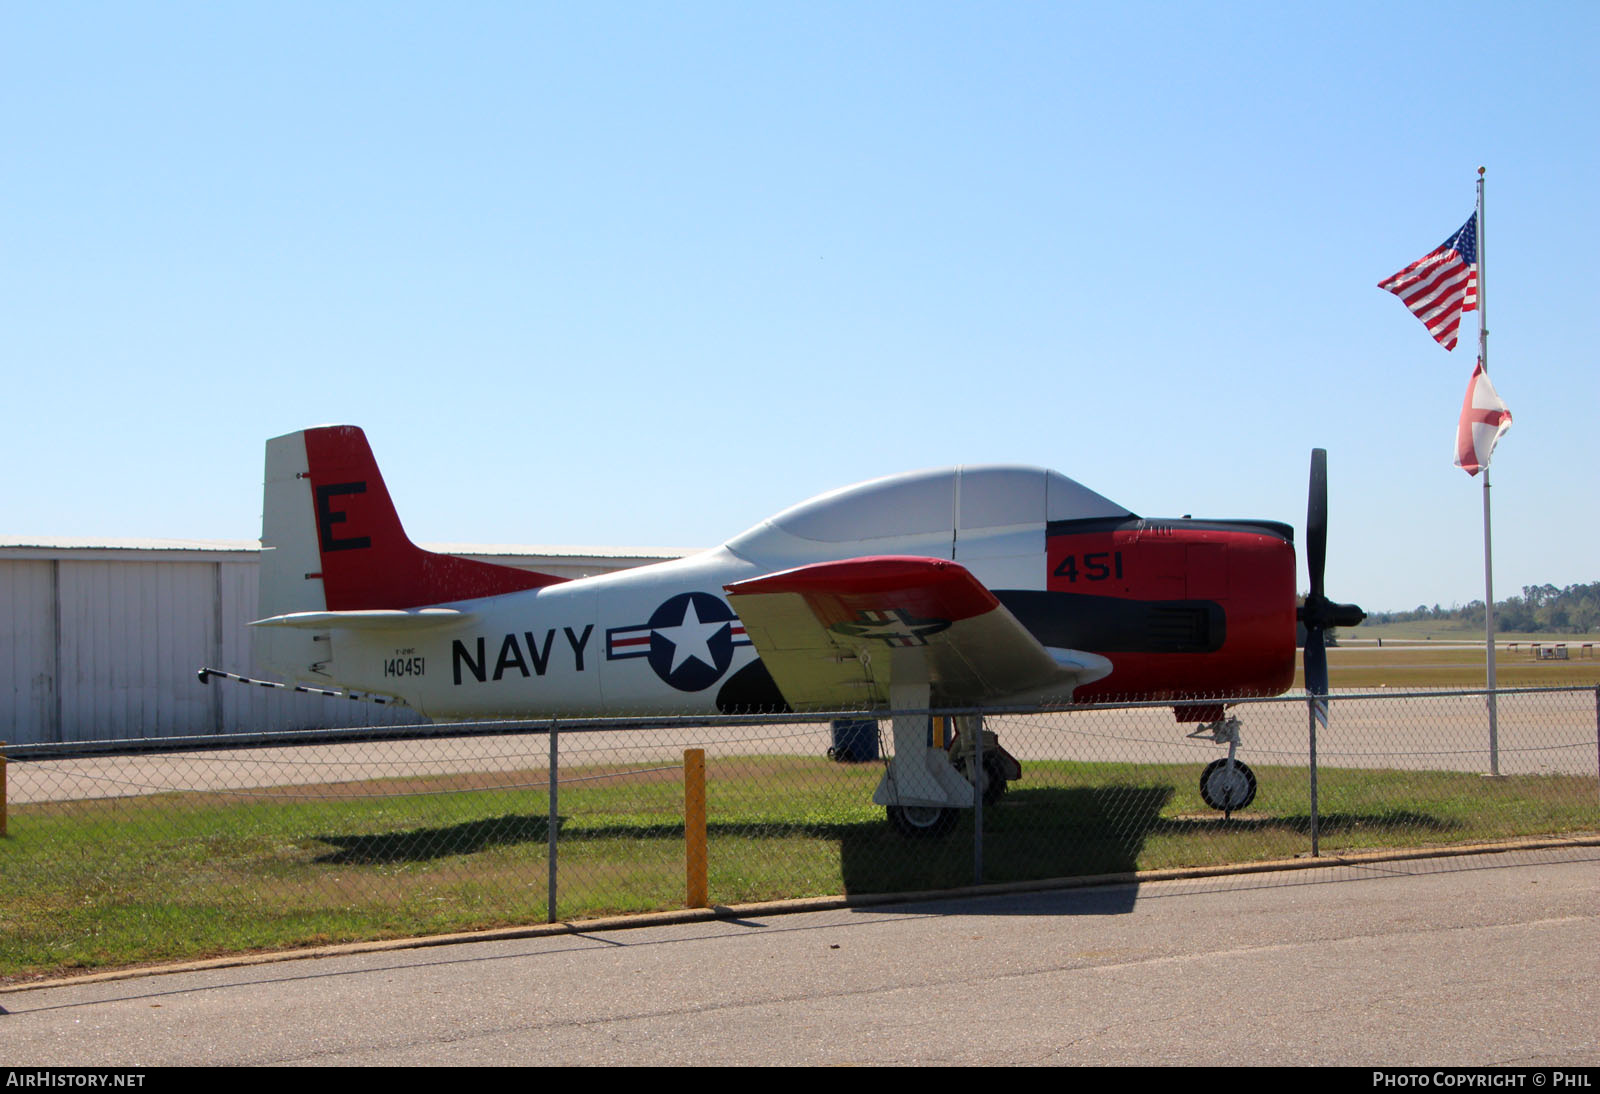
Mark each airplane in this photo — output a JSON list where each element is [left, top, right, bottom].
[[251, 425, 1363, 836]]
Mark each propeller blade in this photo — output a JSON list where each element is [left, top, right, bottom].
[[1298, 447, 1361, 710], [1304, 626, 1328, 698], [1306, 448, 1327, 603]]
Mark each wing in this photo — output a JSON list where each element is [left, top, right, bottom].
[[724, 555, 1111, 710]]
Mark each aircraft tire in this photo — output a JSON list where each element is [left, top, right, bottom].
[[1199, 758, 1257, 811], [886, 804, 959, 838]]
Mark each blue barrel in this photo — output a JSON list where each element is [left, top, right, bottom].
[[828, 719, 879, 763]]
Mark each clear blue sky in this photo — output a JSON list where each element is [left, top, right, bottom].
[[4, 2, 1596, 613]]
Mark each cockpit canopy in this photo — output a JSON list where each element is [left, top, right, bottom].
[[725, 465, 1133, 563]]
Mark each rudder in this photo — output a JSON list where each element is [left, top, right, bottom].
[[256, 425, 563, 683]]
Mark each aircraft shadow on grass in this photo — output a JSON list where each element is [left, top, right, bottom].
[[313, 814, 554, 864], [308, 786, 1183, 874], [309, 788, 1458, 884]]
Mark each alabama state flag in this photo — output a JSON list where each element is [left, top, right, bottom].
[[1454, 359, 1512, 476]]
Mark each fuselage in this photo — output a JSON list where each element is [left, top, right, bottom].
[[321, 466, 1297, 719]]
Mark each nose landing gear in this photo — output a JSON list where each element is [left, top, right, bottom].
[[1187, 714, 1257, 815]]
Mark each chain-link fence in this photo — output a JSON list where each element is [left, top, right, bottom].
[[3, 687, 1596, 979]]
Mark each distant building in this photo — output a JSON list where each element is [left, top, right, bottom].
[[0, 538, 691, 745]]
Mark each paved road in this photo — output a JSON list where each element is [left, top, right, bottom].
[[4, 846, 1596, 1066]]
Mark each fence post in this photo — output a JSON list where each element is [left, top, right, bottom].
[[1594, 687, 1599, 806], [685, 749, 708, 908], [548, 722, 559, 923], [1, 741, 7, 839]]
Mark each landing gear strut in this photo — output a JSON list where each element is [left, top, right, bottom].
[[951, 750, 1009, 806], [948, 720, 1017, 807], [874, 696, 1021, 836], [1187, 714, 1257, 815]]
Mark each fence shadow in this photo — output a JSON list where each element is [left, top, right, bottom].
[[1144, 809, 1461, 838]]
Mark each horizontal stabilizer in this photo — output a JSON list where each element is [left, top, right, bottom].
[[250, 608, 477, 631]]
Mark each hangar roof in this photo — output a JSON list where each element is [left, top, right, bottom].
[[0, 538, 696, 565]]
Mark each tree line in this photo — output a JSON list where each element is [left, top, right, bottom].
[[1365, 582, 1600, 634]]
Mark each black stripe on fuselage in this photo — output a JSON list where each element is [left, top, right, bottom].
[[995, 590, 1226, 654]]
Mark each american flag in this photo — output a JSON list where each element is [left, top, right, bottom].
[[1378, 213, 1478, 351]]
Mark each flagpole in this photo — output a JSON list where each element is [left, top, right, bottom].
[[1477, 166, 1501, 776]]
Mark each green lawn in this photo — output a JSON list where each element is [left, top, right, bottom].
[[1351, 620, 1597, 644], [1302, 643, 1600, 689], [2, 755, 1594, 982]]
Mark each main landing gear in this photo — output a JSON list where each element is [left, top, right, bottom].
[[1187, 714, 1257, 815], [949, 724, 1015, 807], [876, 706, 1020, 838]]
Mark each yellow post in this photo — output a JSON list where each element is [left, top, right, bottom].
[[684, 748, 707, 908]]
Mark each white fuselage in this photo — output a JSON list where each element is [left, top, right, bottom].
[[331, 549, 768, 718], [263, 460, 1133, 719]]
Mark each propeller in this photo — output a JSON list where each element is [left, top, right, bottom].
[[1298, 449, 1366, 701]]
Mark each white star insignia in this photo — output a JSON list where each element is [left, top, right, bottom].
[[653, 598, 727, 674]]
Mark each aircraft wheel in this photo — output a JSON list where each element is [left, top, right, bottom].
[[886, 804, 958, 838], [1199, 759, 1257, 812], [952, 752, 1008, 806]]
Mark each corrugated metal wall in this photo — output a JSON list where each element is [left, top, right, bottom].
[[1, 560, 57, 743], [2, 546, 676, 745], [1, 553, 414, 744], [59, 560, 208, 740]]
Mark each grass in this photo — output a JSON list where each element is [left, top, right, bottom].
[[1299, 643, 1600, 689], [3, 755, 1594, 983], [1351, 620, 1597, 643]]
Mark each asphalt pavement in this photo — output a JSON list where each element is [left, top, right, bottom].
[[3, 845, 1596, 1066]]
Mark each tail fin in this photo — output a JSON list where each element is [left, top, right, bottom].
[[260, 425, 563, 619]]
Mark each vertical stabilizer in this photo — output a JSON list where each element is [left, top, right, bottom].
[[256, 429, 330, 683], [254, 425, 564, 684], [261, 430, 327, 618]]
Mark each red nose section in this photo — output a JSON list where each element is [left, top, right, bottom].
[[1048, 521, 1298, 702]]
